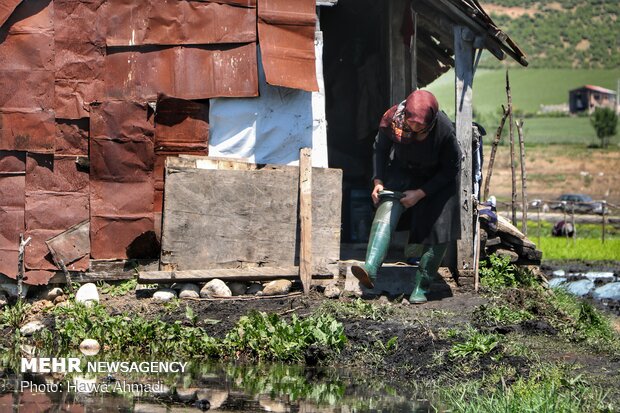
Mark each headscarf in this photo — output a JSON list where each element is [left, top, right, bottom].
[[379, 90, 439, 144]]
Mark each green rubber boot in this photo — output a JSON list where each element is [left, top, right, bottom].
[[352, 191, 405, 289], [409, 243, 448, 304]]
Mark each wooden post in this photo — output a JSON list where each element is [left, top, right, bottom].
[[571, 202, 576, 244], [516, 119, 528, 235], [17, 234, 31, 301], [602, 201, 606, 244], [506, 70, 517, 226], [537, 205, 541, 248], [388, 0, 408, 104], [454, 25, 475, 273], [299, 148, 313, 294], [482, 106, 508, 202]]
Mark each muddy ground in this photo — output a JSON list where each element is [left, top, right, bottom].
[[11, 265, 619, 404]]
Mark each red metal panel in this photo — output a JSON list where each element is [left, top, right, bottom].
[[89, 101, 157, 259], [55, 119, 89, 156], [0, 110, 55, 153], [0, 70, 54, 111], [23, 269, 57, 285], [200, 0, 256, 7], [0, 208, 23, 277], [155, 94, 209, 152], [0, 0, 23, 28], [0, 174, 25, 208], [105, 0, 256, 46], [54, 0, 106, 119], [0, 32, 54, 71], [25, 230, 89, 272], [26, 154, 88, 192], [104, 43, 258, 100], [24, 154, 89, 272], [0, 150, 26, 173], [258, 0, 318, 92], [2, 0, 53, 34]]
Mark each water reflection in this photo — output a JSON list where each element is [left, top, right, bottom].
[[1, 354, 431, 412]]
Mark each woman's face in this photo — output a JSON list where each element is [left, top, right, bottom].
[[405, 119, 430, 141]]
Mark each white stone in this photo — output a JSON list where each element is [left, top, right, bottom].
[[323, 284, 341, 299], [552, 270, 566, 277], [564, 279, 595, 297], [20, 320, 45, 336], [593, 282, 620, 301], [134, 404, 168, 413], [178, 284, 200, 299], [227, 282, 248, 296], [584, 272, 616, 282], [0, 291, 7, 308], [153, 289, 177, 302], [246, 282, 263, 295], [175, 387, 197, 402], [79, 339, 101, 356], [259, 397, 289, 413], [200, 279, 232, 298], [548, 277, 567, 289], [262, 279, 292, 296], [75, 283, 99, 306], [46, 287, 64, 301]]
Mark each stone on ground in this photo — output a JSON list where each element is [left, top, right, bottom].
[[178, 284, 200, 299], [153, 288, 177, 302], [75, 283, 99, 306], [261, 280, 292, 296], [20, 320, 45, 336], [200, 279, 232, 298]]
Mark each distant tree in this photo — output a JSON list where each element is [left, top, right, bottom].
[[590, 107, 618, 149]]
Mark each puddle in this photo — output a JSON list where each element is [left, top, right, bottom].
[[0, 355, 434, 412]]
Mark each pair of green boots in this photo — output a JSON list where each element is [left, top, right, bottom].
[[351, 191, 443, 304]]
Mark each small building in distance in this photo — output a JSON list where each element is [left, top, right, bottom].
[[569, 85, 617, 114]]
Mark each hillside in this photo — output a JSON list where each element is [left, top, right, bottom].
[[479, 0, 619, 69]]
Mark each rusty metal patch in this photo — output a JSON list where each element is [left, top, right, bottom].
[[0, 32, 54, 71], [0, 110, 55, 153], [258, 0, 318, 92], [24, 154, 89, 272], [104, 43, 258, 100], [90, 101, 157, 260], [198, 0, 256, 7], [0, 174, 25, 208], [55, 119, 89, 156], [1, 0, 53, 34], [46, 220, 90, 266], [104, 0, 256, 46], [0, 0, 23, 28], [26, 154, 88, 192], [0, 150, 26, 173], [23, 269, 56, 285], [155, 94, 209, 152], [0, 207, 23, 278], [0, 71, 54, 111], [54, 0, 106, 119]]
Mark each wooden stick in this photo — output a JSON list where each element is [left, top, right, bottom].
[[506, 70, 517, 226], [571, 203, 576, 245], [48, 247, 75, 293], [537, 205, 541, 247], [515, 119, 528, 235], [474, 218, 481, 293], [17, 234, 31, 300], [139, 266, 334, 283], [183, 292, 303, 302], [299, 148, 313, 294], [483, 106, 509, 202], [602, 201, 607, 244]]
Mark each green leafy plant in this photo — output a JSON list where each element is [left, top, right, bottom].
[[0, 300, 31, 330], [473, 304, 534, 326], [97, 279, 138, 297], [449, 330, 500, 360], [479, 254, 518, 289], [319, 298, 393, 321], [591, 107, 618, 148]]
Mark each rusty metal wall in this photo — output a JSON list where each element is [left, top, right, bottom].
[[0, 0, 320, 283]]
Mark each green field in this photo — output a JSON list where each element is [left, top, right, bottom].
[[428, 68, 620, 115], [427, 68, 620, 145]]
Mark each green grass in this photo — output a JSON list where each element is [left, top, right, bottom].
[[428, 68, 620, 116], [538, 238, 620, 261]]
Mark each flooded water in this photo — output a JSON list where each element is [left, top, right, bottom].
[[1, 355, 433, 412]]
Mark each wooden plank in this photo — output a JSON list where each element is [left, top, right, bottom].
[[454, 26, 475, 273], [161, 164, 342, 272], [46, 259, 159, 284], [299, 148, 312, 294], [45, 220, 90, 265], [139, 266, 337, 283]]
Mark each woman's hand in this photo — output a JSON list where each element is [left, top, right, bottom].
[[400, 189, 426, 208], [371, 180, 384, 206]]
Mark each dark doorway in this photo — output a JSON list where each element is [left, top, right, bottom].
[[320, 0, 388, 242]]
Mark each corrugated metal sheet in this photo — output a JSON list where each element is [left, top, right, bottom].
[[55, 119, 89, 155], [0, 110, 55, 153], [0, 150, 26, 173], [104, 43, 259, 100], [53, 0, 105, 118], [155, 94, 209, 152], [24, 154, 89, 273], [258, 0, 318, 92], [105, 0, 256, 46], [0, 0, 23, 28], [89, 101, 156, 259]]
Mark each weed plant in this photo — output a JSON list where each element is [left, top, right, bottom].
[[433, 363, 613, 412], [479, 254, 537, 290], [448, 327, 501, 360], [0, 300, 31, 330], [97, 279, 139, 297], [318, 298, 394, 321]]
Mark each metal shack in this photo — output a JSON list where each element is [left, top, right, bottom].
[[0, 0, 526, 287]]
